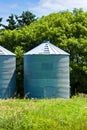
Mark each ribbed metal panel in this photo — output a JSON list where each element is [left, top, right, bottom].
[[0, 55, 16, 99], [25, 41, 69, 55], [24, 55, 70, 98]]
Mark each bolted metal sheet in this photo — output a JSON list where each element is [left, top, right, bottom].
[[0, 50, 16, 99]]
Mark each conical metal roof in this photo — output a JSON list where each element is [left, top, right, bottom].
[[25, 41, 69, 55], [0, 46, 15, 55]]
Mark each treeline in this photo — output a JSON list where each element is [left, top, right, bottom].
[[0, 8, 87, 97], [0, 11, 36, 30]]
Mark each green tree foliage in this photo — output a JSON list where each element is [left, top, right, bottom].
[[15, 11, 36, 28], [3, 14, 17, 30], [0, 8, 87, 96], [2, 11, 36, 30], [14, 46, 25, 97], [0, 18, 4, 34], [0, 17, 2, 27]]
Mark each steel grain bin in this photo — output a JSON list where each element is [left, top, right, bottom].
[[0, 46, 16, 98], [24, 41, 70, 98]]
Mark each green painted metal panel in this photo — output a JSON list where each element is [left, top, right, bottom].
[[0, 55, 16, 99], [24, 55, 70, 98]]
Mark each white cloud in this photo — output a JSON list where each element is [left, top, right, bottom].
[[29, 0, 64, 16], [62, 0, 87, 8], [29, 0, 87, 17], [39, 0, 63, 10], [39, 0, 87, 9], [0, 0, 87, 25]]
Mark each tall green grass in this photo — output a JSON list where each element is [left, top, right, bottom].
[[0, 95, 87, 130]]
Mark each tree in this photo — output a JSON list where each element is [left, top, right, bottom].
[[0, 18, 2, 27], [3, 14, 16, 30], [14, 46, 25, 97], [0, 9, 87, 97], [2, 11, 36, 30], [0, 18, 3, 34], [15, 11, 36, 28]]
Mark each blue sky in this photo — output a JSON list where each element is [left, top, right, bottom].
[[0, 0, 87, 25]]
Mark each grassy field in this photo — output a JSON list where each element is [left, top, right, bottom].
[[0, 94, 87, 130]]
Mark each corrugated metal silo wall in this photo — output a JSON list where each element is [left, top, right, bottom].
[[0, 55, 16, 99], [24, 55, 70, 98]]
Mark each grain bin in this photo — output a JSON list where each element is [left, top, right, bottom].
[[0, 46, 16, 99], [24, 41, 70, 98]]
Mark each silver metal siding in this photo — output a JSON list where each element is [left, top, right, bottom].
[[0, 55, 16, 98], [24, 55, 70, 98]]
